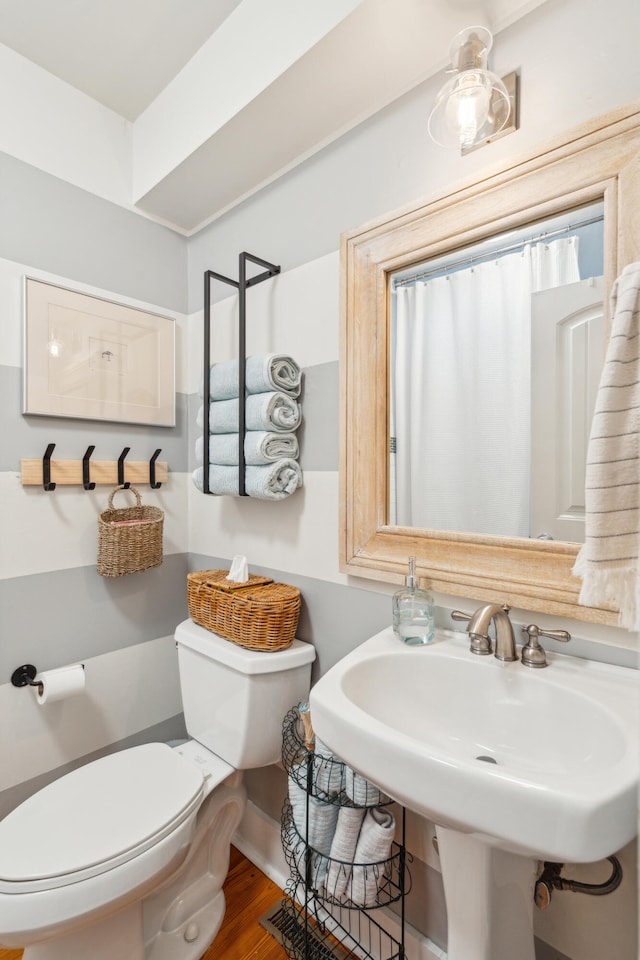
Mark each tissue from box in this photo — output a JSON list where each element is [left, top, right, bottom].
[[226, 555, 249, 583]]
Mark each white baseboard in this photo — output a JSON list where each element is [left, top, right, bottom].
[[232, 800, 447, 960]]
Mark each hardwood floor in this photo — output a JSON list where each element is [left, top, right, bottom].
[[0, 846, 288, 960], [202, 846, 287, 960]]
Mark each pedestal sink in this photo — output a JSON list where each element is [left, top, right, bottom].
[[309, 627, 639, 960]]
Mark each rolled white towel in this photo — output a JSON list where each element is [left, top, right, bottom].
[[288, 770, 338, 858], [350, 807, 396, 907], [325, 806, 365, 902], [197, 392, 301, 434], [345, 766, 389, 806], [192, 460, 302, 500], [313, 739, 343, 798], [202, 354, 302, 400], [284, 801, 327, 893], [289, 830, 327, 893], [195, 431, 299, 466]]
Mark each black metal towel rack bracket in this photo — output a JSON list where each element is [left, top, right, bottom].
[[203, 252, 281, 497]]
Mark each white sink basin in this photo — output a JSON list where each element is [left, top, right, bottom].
[[310, 627, 639, 863]]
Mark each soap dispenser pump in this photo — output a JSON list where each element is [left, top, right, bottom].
[[392, 556, 435, 646]]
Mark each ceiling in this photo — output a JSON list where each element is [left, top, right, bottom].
[[0, 0, 245, 120], [0, 0, 550, 234]]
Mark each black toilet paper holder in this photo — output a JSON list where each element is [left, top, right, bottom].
[[11, 664, 42, 691], [11, 663, 86, 690]]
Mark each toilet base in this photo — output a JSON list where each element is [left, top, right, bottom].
[[145, 781, 245, 960], [16, 780, 246, 960], [23, 904, 145, 960], [146, 890, 226, 960], [21, 893, 227, 960]]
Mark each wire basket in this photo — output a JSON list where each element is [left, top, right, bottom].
[[97, 485, 164, 577], [187, 569, 301, 651], [279, 886, 404, 960], [282, 708, 391, 807], [281, 800, 409, 909]]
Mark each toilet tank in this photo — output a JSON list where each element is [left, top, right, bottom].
[[175, 619, 315, 769]]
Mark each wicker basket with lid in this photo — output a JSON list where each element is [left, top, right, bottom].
[[187, 569, 301, 651]]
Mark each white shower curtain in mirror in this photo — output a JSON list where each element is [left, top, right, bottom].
[[391, 237, 580, 535]]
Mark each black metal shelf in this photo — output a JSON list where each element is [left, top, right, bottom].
[[281, 707, 410, 960], [202, 252, 280, 497], [280, 882, 404, 960], [282, 709, 393, 809], [282, 800, 409, 910]]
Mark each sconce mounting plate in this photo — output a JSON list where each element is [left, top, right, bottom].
[[462, 70, 519, 155]]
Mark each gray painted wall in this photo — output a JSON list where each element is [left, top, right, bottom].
[[0, 152, 190, 810], [0, 151, 187, 312]]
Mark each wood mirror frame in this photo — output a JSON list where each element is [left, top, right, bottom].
[[340, 101, 640, 625]]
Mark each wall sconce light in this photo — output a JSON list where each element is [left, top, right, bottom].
[[428, 26, 518, 153]]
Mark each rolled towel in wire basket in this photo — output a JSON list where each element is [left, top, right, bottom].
[[202, 355, 302, 400], [325, 806, 365, 902], [283, 798, 327, 893], [197, 391, 301, 434], [350, 806, 396, 907], [314, 739, 344, 798], [195, 431, 299, 466], [192, 460, 302, 499], [288, 769, 339, 858], [345, 766, 390, 806], [288, 769, 338, 891]]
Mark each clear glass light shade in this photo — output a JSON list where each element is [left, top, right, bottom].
[[428, 26, 511, 150], [428, 69, 510, 149]]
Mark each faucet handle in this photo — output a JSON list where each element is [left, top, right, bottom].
[[451, 610, 491, 654], [451, 610, 472, 623], [521, 624, 571, 668], [451, 609, 495, 655]]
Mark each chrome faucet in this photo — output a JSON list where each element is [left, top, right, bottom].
[[451, 603, 517, 661]]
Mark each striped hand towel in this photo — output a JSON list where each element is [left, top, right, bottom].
[[573, 262, 640, 631]]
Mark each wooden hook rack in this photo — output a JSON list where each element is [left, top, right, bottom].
[[20, 444, 168, 490]]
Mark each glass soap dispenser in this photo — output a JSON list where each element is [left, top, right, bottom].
[[392, 556, 435, 645]]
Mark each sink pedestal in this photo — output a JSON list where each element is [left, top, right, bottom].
[[436, 826, 538, 960]]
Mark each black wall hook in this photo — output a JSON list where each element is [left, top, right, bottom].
[[149, 449, 162, 489], [82, 445, 96, 490], [117, 447, 131, 488], [43, 443, 56, 491]]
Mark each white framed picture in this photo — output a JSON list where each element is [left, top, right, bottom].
[[23, 278, 175, 427]]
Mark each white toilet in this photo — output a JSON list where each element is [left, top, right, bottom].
[[0, 619, 315, 960]]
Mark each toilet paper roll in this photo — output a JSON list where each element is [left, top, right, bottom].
[[34, 664, 85, 704]]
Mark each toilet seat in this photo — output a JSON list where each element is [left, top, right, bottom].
[[0, 743, 204, 894]]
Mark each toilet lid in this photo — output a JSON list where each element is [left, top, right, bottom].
[[0, 743, 203, 891]]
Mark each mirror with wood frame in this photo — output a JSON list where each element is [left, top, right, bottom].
[[340, 101, 640, 625], [389, 201, 604, 544]]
